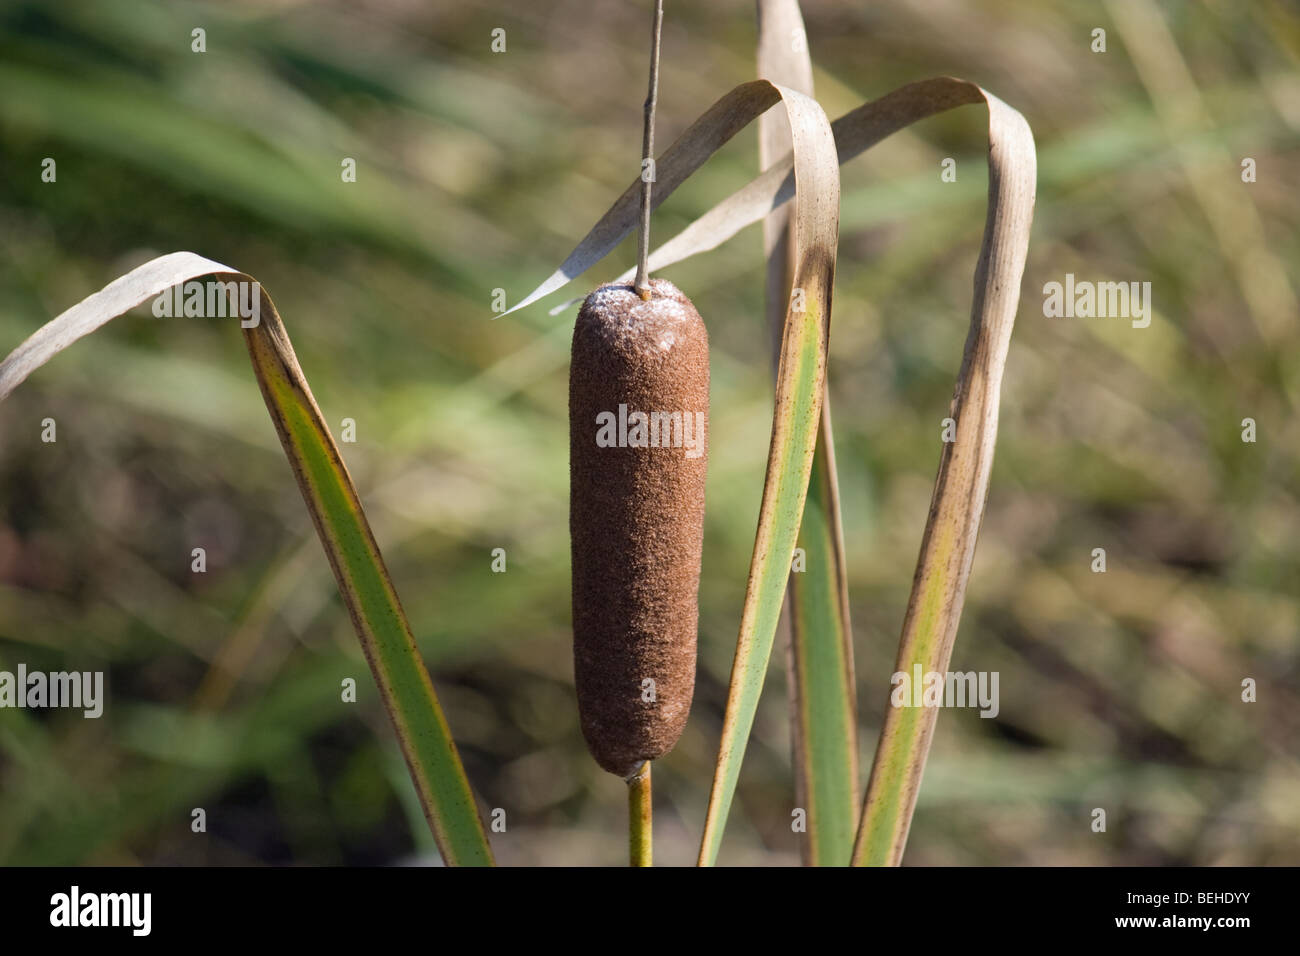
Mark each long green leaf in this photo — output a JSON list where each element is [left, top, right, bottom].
[[691, 92, 839, 869], [786, 407, 858, 863], [758, 0, 859, 868], [0, 252, 494, 866]]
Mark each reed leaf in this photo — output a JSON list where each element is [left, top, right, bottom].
[[849, 86, 1035, 865], [757, 0, 858, 868], [0, 252, 494, 866]]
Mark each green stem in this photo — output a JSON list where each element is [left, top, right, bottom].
[[628, 762, 653, 867]]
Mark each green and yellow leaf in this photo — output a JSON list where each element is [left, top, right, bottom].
[[0, 252, 494, 866]]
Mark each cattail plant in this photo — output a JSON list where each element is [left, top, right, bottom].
[[510, 0, 1033, 868], [1, 0, 1033, 869], [568, 1, 708, 866]]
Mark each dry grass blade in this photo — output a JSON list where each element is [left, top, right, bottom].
[[758, 0, 815, 360], [0, 253, 494, 866], [757, 0, 858, 868], [0, 253, 235, 400], [504, 79, 830, 316], [618, 79, 994, 278]]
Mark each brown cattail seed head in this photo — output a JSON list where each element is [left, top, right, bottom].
[[570, 279, 708, 776]]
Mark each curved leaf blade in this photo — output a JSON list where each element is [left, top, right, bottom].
[[505, 80, 795, 316], [694, 87, 839, 868], [622, 79, 989, 280], [758, 0, 858, 868], [0, 252, 494, 866], [850, 88, 1036, 867]]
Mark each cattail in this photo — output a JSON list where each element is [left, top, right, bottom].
[[570, 278, 708, 777]]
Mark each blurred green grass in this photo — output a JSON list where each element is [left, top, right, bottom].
[[0, 0, 1297, 865]]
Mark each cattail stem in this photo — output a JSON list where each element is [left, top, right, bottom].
[[628, 761, 653, 866], [633, 0, 664, 301]]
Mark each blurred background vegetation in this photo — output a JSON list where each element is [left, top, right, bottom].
[[0, 0, 1297, 865]]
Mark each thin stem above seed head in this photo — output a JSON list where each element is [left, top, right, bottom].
[[634, 0, 665, 300]]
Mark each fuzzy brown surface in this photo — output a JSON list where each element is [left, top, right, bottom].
[[569, 278, 708, 776]]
